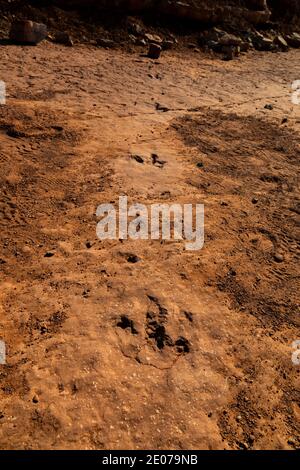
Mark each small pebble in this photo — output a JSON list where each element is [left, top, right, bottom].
[[127, 255, 141, 264], [240, 441, 249, 450], [288, 437, 296, 446], [133, 155, 144, 164]]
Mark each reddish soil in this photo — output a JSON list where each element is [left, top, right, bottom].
[[0, 41, 299, 449]]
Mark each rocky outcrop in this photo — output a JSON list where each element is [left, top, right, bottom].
[[4, 0, 300, 26], [158, 1, 271, 25], [48, 0, 299, 25]]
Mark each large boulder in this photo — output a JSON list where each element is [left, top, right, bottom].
[[9, 20, 47, 45]]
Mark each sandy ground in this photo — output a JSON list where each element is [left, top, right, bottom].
[[0, 42, 299, 450]]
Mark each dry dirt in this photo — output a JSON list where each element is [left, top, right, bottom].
[[0, 42, 299, 450]]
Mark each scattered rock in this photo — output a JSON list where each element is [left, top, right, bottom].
[[151, 153, 166, 168], [204, 40, 221, 52], [187, 42, 198, 49], [136, 38, 147, 46], [201, 29, 248, 57], [240, 41, 252, 52], [251, 32, 274, 51], [239, 441, 249, 450], [155, 102, 169, 112], [219, 33, 242, 47], [127, 254, 141, 264], [10, 20, 47, 45], [252, 197, 259, 204], [264, 104, 273, 110], [175, 336, 190, 354], [86, 241, 93, 249], [71, 383, 79, 394], [127, 20, 143, 36], [274, 253, 284, 263], [287, 437, 297, 447], [49, 31, 73, 46], [162, 39, 175, 50], [32, 395, 39, 404], [144, 33, 162, 44], [44, 251, 55, 258], [274, 35, 289, 51], [148, 43, 162, 59], [285, 32, 300, 48], [198, 27, 226, 45], [183, 311, 193, 324], [117, 315, 138, 335], [132, 155, 144, 164], [97, 38, 115, 49], [128, 34, 137, 44], [6, 128, 23, 138], [223, 45, 240, 60], [196, 162, 204, 168]]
